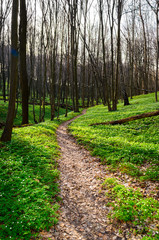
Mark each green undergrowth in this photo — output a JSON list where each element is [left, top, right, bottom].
[[0, 100, 70, 125], [0, 111, 81, 240], [69, 93, 159, 181], [102, 178, 159, 239]]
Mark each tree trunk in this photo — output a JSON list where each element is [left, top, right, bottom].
[[130, 0, 135, 99], [91, 110, 159, 126], [107, 0, 115, 110], [1, 0, 19, 142], [57, 20, 65, 119], [114, 0, 123, 110], [2, 28, 6, 102], [139, 0, 148, 95], [19, 0, 28, 124], [99, 0, 111, 111], [156, 1, 159, 102]]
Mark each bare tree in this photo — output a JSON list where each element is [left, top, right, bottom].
[[146, 0, 159, 101], [81, 0, 88, 108], [69, 0, 81, 112], [0, 0, 11, 101], [98, 0, 111, 110], [50, 0, 59, 120], [19, 0, 28, 124], [139, 0, 148, 94], [1, 0, 19, 141], [107, 0, 115, 109], [114, 0, 122, 109]]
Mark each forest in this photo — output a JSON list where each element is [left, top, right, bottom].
[[0, 0, 159, 240]]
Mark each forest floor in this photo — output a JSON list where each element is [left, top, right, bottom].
[[40, 110, 158, 240]]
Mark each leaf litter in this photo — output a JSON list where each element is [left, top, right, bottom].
[[40, 111, 159, 240]]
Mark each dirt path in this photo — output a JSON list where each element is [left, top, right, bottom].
[[41, 111, 124, 240]]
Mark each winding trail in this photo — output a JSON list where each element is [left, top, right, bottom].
[[41, 111, 123, 240], [40, 110, 159, 240]]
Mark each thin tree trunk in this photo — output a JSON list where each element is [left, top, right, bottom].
[[57, 19, 65, 119], [156, 1, 159, 102], [31, 0, 37, 123], [139, 0, 148, 95], [19, 0, 28, 124], [130, 0, 135, 99], [107, 0, 115, 110], [114, 0, 123, 110], [2, 28, 6, 102], [1, 0, 19, 142], [99, 0, 111, 111]]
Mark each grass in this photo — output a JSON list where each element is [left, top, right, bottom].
[[1, 93, 159, 239], [0, 106, 81, 240], [102, 177, 159, 239], [68, 93, 159, 181], [0, 100, 70, 125]]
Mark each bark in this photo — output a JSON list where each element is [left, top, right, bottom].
[[70, 0, 79, 112], [2, 28, 6, 101], [1, 0, 19, 142], [130, 0, 135, 99], [50, 48, 56, 120], [139, 0, 148, 94], [120, 57, 130, 106], [57, 20, 65, 119], [30, 0, 37, 123], [99, 0, 111, 110], [41, 48, 47, 122], [82, 0, 88, 108], [156, 1, 159, 102], [19, 0, 28, 124], [91, 110, 159, 126], [107, 0, 115, 109], [145, 0, 158, 101], [65, 15, 70, 117], [114, 0, 123, 111], [50, 0, 58, 120]]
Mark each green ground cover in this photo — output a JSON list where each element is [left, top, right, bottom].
[[0, 100, 69, 125], [0, 93, 159, 239], [69, 93, 159, 181], [69, 93, 159, 239], [102, 177, 159, 239], [0, 109, 81, 240]]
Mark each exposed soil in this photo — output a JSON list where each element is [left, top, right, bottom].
[[40, 110, 158, 240]]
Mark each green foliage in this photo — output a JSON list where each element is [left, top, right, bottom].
[[140, 165, 159, 181], [0, 100, 71, 125], [102, 177, 118, 189], [141, 236, 159, 240], [103, 178, 159, 237], [119, 162, 142, 177], [0, 111, 81, 239], [69, 93, 159, 181]]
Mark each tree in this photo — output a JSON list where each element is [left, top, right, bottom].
[[107, 0, 115, 109], [139, 0, 148, 94], [1, 0, 19, 142], [0, 0, 11, 101], [49, 0, 58, 120], [114, 0, 122, 109], [81, 0, 88, 108], [98, 0, 111, 110], [146, 0, 159, 101], [19, 0, 28, 124], [69, 0, 80, 112]]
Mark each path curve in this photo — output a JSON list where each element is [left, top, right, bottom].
[[41, 111, 123, 240]]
